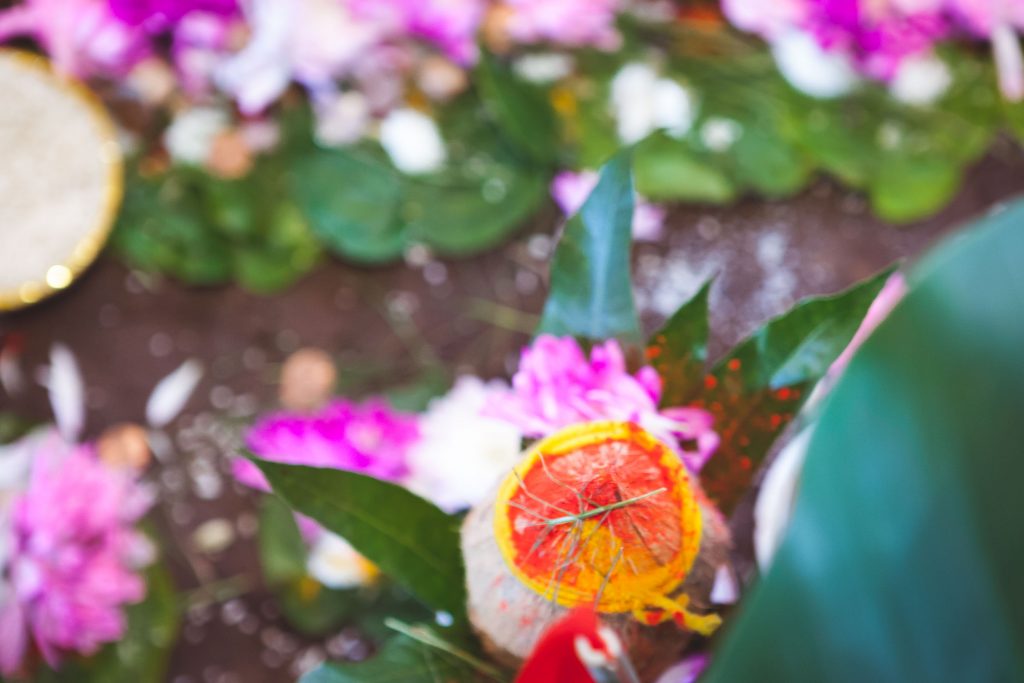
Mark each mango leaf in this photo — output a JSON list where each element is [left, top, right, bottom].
[[476, 53, 560, 165], [696, 270, 891, 512], [647, 280, 712, 407], [252, 458, 467, 620], [704, 201, 1024, 683], [538, 153, 641, 343], [291, 148, 407, 264], [303, 634, 491, 683]]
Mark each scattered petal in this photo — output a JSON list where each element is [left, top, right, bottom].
[[146, 359, 204, 428]]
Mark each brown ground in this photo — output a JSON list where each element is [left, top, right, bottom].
[[2, 140, 1023, 682]]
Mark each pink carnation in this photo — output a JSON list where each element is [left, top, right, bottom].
[[502, 0, 622, 50], [234, 398, 420, 492], [0, 431, 153, 674], [484, 335, 719, 472]]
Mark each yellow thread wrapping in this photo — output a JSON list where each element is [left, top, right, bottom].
[[493, 421, 715, 631]]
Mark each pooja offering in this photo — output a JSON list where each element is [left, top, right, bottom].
[[2, 2, 1023, 681]]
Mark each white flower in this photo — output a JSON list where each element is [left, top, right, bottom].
[[700, 117, 743, 152], [307, 532, 378, 589], [314, 91, 372, 147], [404, 376, 523, 512], [754, 426, 812, 570], [379, 108, 447, 175], [889, 54, 952, 106], [163, 107, 230, 165], [771, 29, 860, 99], [610, 63, 697, 144], [513, 53, 574, 84]]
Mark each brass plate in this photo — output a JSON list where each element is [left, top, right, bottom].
[[0, 49, 123, 312]]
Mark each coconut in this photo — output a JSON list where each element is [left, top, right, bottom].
[[461, 421, 731, 682], [0, 50, 122, 311]]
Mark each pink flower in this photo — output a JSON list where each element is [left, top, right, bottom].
[[0, 0, 149, 77], [551, 170, 665, 242], [828, 272, 907, 377], [0, 431, 153, 674], [234, 398, 420, 491], [501, 0, 623, 50], [484, 335, 719, 472], [108, 0, 238, 28], [368, 0, 486, 65]]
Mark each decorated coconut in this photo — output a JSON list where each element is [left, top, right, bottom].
[[462, 421, 732, 682]]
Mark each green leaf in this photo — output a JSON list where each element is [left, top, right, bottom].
[[406, 170, 546, 257], [291, 148, 407, 264], [704, 200, 1024, 683], [634, 134, 736, 203], [259, 495, 308, 585], [302, 635, 483, 683], [730, 126, 811, 198], [538, 153, 641, 343], [647, 280, 712, 407], [870, 155, 961, 224], [697, 270, 892, 512], [252, 458, 467, 620], [476, 53, 560, 165]]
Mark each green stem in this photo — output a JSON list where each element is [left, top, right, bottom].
[[384, 619, 508, 682], [544, 487, 668, 526]]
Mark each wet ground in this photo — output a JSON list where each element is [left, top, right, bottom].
[[3, 140, 1024, 682]]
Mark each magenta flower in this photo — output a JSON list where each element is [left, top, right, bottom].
[[372, 0, 486, 65], [108, 0, 237, 28], [0, 0, 149, 77], [234, 398, 420, 492], [484, 335, 719, 472], [551, 170, 666, 242], [0, 431, 153, 674], [502, 0, 623, 50]]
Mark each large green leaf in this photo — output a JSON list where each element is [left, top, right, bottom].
[[647, 280, 712, 407], [252, 459, 467, 620], [538, 153, 641, 343], [696, 270, 891, 512], [476, 53, 560, 165], [704, 201, 1024, 682], [291, 148, 407, 263], [405, 170, 547, 257]]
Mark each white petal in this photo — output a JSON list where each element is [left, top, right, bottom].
[[771, 29, 860, 99], [889, 54, 952, 106], [994, 23, 1024, 102], [379, 108, 447, 175], [146, 359, 203, 428], [163, 107, 231, 165], [652, 78, 696, 139], [754, 426, 812, 570], [47, 343, 85, 442], [307, 532, 376, 589], [710, 565, 739, 604]]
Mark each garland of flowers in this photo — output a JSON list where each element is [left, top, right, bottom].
[[1, 0, 1022, 292]]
